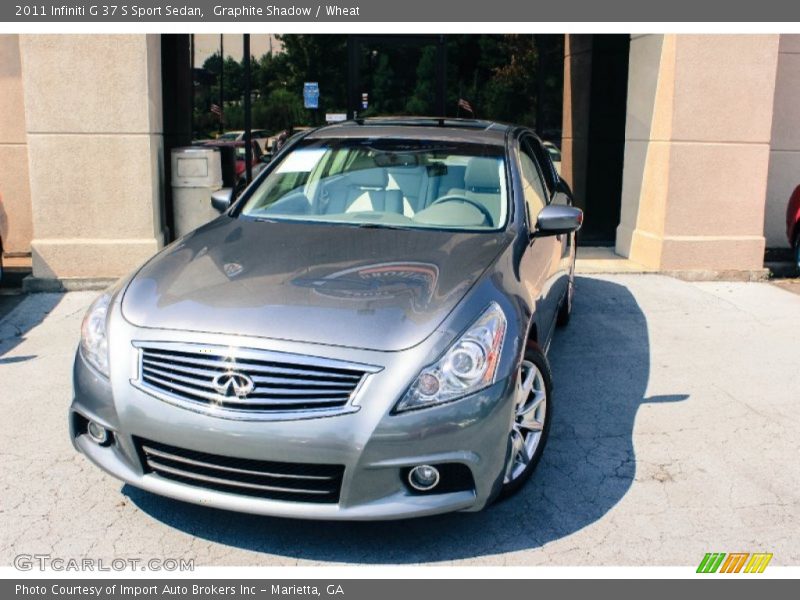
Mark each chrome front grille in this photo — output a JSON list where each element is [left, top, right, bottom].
[[132, 342, 375, 418], [136, 438, 345, 503]]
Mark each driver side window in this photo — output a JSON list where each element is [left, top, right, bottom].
[[518, 142, 548, 226]]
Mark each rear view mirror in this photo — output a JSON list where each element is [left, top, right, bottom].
[[535, 205, 583, 236], [211, 188, 234, 213]]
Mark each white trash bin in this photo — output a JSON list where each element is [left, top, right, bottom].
[[171, 147, 224, 238]]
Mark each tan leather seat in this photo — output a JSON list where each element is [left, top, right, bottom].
[[461, 157, 502, 226], [323, 167, 404, 215]]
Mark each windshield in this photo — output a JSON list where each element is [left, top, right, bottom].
[[238, 138, 508, 231]]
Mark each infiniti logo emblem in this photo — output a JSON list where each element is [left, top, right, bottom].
[[211, 371, 255, 398]]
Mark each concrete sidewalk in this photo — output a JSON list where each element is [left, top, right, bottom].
[[1, 275, 799, 566], [575, 246, 655, 274]]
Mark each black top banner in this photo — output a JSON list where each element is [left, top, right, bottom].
[[3, 0, 800, 22]]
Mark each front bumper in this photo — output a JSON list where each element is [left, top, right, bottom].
[[70, 328, 518, 520]]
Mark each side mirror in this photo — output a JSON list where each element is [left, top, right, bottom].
[[211, 188, 234, 213], [260, 153, 272, 163], [534, 204, 583, 236]]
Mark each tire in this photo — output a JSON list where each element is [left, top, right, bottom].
[[498, 343, 553, 499], [794, 234, 800, 276], [556, 275, 573, 327]]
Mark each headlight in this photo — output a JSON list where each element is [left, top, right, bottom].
[[80, 292, 111, 377], [395, 302, 507, 412]]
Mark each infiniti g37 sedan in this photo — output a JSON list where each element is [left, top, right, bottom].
[[70, 118, 583, 520]]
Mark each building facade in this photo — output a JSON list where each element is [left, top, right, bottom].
[[0, 33, 797, 284]]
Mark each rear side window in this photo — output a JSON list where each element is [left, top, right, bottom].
[[518, 143, 548, 225], [523, 138, 557, 197]]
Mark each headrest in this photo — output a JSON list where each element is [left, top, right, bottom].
[[464, 157, 501, 191], [349, 167, 387, 188]]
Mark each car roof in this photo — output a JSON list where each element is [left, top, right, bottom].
[[306, 117, 514, 147]]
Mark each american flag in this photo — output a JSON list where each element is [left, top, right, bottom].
[[457, 98, 475, 116], [210, 103, 223, 118]]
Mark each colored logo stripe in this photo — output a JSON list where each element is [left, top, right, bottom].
[[744, 553, 773, 573], [719, 553, 749, 573], [697, 552, 773, 573], [697, 553, 726, 573]]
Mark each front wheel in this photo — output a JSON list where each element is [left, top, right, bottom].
[[556, 274, 574, 327], [498, 344, 553, 499]]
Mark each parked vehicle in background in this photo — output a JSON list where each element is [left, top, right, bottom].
[[203, 139, 269, 196], [70, 117, 583, 520], [216, 129, 271, 151], [787, 184, 800, 273]]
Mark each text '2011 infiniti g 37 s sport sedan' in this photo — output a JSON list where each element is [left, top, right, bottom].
[[70, 118, 583, 520]]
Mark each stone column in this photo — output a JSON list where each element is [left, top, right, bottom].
[[19, 35, 166, 282], [765, 35, 800, 250], [616, 34, 780, 277], [561, 35, 593, 211], [0, 35, 33, 258]]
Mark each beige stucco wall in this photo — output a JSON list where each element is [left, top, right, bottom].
[[19, 34, 166, 279], [0, 35, 33, 257], [617, 34, 780, 273], [765, 34, 800, 249]]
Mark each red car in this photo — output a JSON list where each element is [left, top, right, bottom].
[[203, 139, 268, 195], [788, 185, 800, 273]]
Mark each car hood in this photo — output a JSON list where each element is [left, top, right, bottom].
[[121, 217, 511, 351]]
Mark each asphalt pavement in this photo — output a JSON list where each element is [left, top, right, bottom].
[[1, 274, 798, 566]]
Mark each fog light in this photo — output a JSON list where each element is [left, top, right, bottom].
[[408, 465, 440, 491], [86, 420, 109, 445]]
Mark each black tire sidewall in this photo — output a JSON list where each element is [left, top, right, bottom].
[[556, 277, 573, 327], [498, 343, 554, 499], [794, 235, 800, 275]]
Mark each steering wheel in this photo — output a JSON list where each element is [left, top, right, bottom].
[[429, 194, 494, 226]]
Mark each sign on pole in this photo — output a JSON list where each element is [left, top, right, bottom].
[[303, 82, 320, 109]]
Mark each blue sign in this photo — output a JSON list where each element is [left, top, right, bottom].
[[303, 82, 319, 109]]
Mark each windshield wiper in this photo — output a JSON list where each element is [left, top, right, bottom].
[[351, 222, 412, 230]]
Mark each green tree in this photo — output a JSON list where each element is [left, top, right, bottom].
[[192, 34, 563, 139], [275, 34, 348, 123], [405, 45, 437, 115]]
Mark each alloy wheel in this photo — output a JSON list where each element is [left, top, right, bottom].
[[504, 359, 547, 483]]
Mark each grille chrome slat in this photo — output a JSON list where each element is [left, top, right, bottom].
[[142, 359, 359, 388], [141, 446, 336, 480], [142, 350, 363, 380], [250, 377, 357, 389], [147, 461, 332, 495], [142, 373, 352, 406], [142, 373, 351, 404], [136, 438, 345, 503], [133, 342, 375, 418], [142, 372, 231, 403], [142, 364, 355, 396], [142, 364, 215, 390]]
